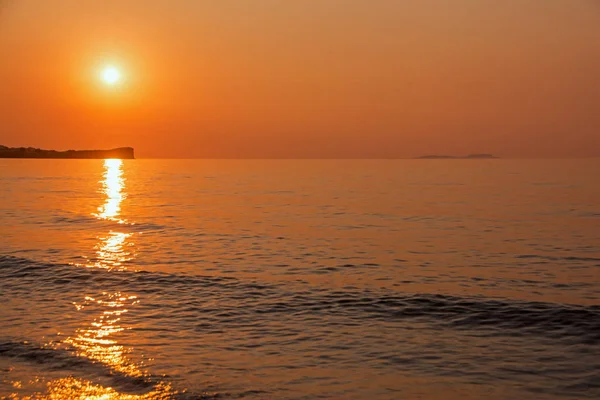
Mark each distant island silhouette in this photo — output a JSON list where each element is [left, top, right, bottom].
[[416, 154, 497, 159], [0, 146, 135, 159]]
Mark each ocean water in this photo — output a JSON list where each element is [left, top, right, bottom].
[[1, 159, 599, 399]]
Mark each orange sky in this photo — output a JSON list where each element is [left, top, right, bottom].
[[1, 0, 599, 158]]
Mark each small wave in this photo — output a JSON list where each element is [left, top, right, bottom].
[[47, 211, 168, 232], [578, 211, 600, 218], [0, 339, 221, 399], [516, 254, 600, 262], [0, 255, 275, 296], [0, 340, 155, 392], [2, 256, 600, 344]]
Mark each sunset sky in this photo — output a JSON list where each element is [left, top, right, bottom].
[[1, 0, 599, 158]]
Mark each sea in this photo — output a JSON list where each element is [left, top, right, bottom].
[[1, 159, 599, 399]]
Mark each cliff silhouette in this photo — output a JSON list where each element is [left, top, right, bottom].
[[0, 146, 135, 159]]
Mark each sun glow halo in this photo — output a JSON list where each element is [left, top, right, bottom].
[[102, 66, 121, 85]]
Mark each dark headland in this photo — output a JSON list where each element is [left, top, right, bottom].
[[0, 145, 135, 159], [416, 154, 497, 159]]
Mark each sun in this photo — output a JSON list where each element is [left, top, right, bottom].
[[101, 66, 121, 85]]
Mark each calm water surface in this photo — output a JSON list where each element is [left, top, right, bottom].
[[1, 159, 599, 399]]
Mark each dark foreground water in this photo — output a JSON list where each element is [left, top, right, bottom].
[[1, 159, 599, 399]]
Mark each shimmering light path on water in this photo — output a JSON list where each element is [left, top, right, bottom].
[[3, 160, 177, 398]]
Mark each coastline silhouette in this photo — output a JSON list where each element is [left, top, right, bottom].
[[0, 145, 134, 159]]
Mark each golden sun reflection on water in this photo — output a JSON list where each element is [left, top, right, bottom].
[[67, 293, 142, 378], [95, 159, 126, 223], [18, 377, 175, 400], [20, 160, 177, 399], [89, 159, 134, 271], [93, 231, 134, 270]]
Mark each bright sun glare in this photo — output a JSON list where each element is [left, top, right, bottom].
[[102, 66, 121, 85]]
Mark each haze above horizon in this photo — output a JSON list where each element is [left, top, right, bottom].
[[1, 0, 599, 158]]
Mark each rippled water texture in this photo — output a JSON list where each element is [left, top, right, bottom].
[[1, 159, 599, 399]]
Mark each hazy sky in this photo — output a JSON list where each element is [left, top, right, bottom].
[[1, 0, 599, 158]]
